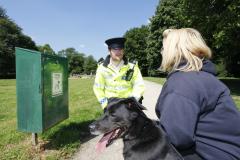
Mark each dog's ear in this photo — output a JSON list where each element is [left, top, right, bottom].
[[125, 97, 147, 110]]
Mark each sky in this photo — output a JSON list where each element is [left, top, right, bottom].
[[1, 0, 159, 60]]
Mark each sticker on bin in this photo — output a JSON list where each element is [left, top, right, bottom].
[[52, 73, 63, 97]]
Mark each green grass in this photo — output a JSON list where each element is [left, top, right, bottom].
[[1, 77, 239, 159], [219, 78, 240, 108], [144, 77, 166, 85], [0, 79, 102, 160]]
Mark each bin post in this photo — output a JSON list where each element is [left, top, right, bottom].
[[32, 133, 38, 145]]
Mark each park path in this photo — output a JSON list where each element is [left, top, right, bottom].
[[71, 80, 162, 160]]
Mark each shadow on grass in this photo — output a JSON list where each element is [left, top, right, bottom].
[[219, 78, 240, 96], [41, 120, 97, 150]]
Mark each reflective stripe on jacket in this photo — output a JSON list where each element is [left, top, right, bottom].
[[93, 56, 145, 108]]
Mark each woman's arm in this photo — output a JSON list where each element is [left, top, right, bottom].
[[156, 92, 201, 150]]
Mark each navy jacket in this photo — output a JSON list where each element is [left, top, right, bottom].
[[156, 60, 240, 160]]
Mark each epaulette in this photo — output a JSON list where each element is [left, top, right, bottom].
[[97, 59, 104, 66], [129, 60, 137, 69], [98, 61, 104, 65]]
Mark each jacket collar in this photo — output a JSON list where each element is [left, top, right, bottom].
[[167, 59, 217, 78], [103, 55, 128, 67]]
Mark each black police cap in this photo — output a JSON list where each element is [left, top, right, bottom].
[[105, 37, 126, 49]]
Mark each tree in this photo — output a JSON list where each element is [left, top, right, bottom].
[[38, 44, 55, 54], [0, 7, 8, 19], [69, 53, 85, 74], [146, 0, 187, 76], [83, 55, 97, 75], [58, 47, 84, 74], [124, 25, 149, 76], [0, 6, 37, 78], [57, 47, 78, 59], [183, 0, 240, 76], [57, 48, 98, 75]]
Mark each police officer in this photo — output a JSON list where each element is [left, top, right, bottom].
[[93, 37, 145, 109]]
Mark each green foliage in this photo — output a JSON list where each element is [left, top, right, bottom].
[[183, 0, 240, 77], [57, 47, 78, 60], [215, 59, 228, 77], [2, 1, 239, 78], [124, 25, 149, 76], [0, 7, 8, 18], [58, 48, 97, 74], [0, 6, 38, 78], [69, 53, 85, 74], [146, 0, 187, 75], [38, 44, 55, 55], [148, 69, 167, 77], [122, 0, 240, 77], [83, 55, 97, 74], [57, 48, 98, 75]]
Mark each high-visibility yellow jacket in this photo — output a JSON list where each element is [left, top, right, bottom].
[[93, 56, 145, 108]]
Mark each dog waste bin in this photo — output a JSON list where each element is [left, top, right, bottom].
[[15, 47, 69, 134]]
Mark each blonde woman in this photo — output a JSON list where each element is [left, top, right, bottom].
[[155, 28, 240, 160]]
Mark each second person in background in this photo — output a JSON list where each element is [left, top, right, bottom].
[[93, 37, 145, 109]]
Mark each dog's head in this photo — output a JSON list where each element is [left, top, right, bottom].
[[89, 97, 146, 151]]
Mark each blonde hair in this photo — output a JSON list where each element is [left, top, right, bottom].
[[160, 28, 212, 72]]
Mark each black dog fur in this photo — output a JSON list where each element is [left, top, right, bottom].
[[89, 97, 183, 160]]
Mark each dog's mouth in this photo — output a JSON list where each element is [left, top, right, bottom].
[[96, 127, 124, 153]]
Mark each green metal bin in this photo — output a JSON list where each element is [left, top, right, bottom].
[[15, 47, 69, 133]]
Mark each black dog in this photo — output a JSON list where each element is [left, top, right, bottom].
[[89, 97, 183, 160]]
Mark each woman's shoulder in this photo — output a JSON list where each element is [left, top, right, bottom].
[[167, 70, 217, 85], [166, 71, 198, 87], [164, 71, 214, 95], [165, 70, 228, 100]]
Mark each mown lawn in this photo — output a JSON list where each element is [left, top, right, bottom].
[[144, 77, 240, 110], [0, 79, 102, 160], [1, 77, 239, 159], [219, 78, 240, 108], [144, 77, 166, 85]]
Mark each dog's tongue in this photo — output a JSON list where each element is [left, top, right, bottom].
[[96, 129, 119, 153], [96, 131, 115, 153]]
